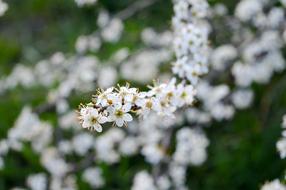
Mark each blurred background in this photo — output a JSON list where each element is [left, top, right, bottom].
[[0, 0, 286, 189]]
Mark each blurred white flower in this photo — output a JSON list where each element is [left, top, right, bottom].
[[142, 144, 164, 164], [82, 167, 105, 188], [27, 173, 47, 190], [235, 0, 262, 22], [72, 133, 94, 155], [41, 148, 70, 177], [132, 171, 156, 190], [174, 127, 209, 166], [211, 45, 237, 71], [232, 89, 253, 109], [58, 140, 73, 155], [8, 107, 52, 153], [98, 66, 117, 88], [101, 18, 124, 43], [119, 137, 139, 156], [0, 0, 8, 17], [261, 179, 286, 190]]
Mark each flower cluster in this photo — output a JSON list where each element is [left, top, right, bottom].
[[1, 0, 286, 189], [78, 0, 209, 132], [79, 81, 196, 132], [172, 0, 209, 84], [173, 128, 209, 166]]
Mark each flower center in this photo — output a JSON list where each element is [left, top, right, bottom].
[[107, 99, 113, 105], [181, 91, 187, 98], [146, 101, 153, 109], [167, 92, 174, 98], [90, 116, 98, 124], [115, 110, 124, 117]]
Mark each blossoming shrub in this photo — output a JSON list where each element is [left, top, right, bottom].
[[0, 0, 286, 189]]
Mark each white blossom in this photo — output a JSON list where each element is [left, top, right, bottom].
[[80, 107, 108, 132], [27, 173, 47, 190], [131, 171, 157, 190], [82, 167, 105, 188], [261, 179, 286, 190]]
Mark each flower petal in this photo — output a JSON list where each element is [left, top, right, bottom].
[[82, 120, 90, 128], [98, 116, 108, 124], [94, 124, 102, 132], [122, 103, 131, 112], [123, 113, 133, 122], [116, 118, 124, 127], [90, 108, 99, 117], [108, 115, 116, 122]]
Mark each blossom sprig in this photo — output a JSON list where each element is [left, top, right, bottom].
[[78, 80, 196, 132], [172, 0, 210, 85], [78, 0, 209, 132]]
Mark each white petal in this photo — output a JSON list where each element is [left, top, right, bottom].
[[98, 116, 108, 124], [106, 106, 115, 114], [125, 94, 133, 102], [100, 99, 108, 107], [94, 124, 102, 132], [135, 98, 145, 107], [108, 115, 116, 122], [116, 118, 124, 127], [80, 108, 88, 115], [122, 103, 131, 112], [123, 113, 133, 122], [90, 108, 99, 117], [113, 102, 122, 109], [106, 87, 114, 93], [82, 120, 90, 128], [152, 101, 161, 112]]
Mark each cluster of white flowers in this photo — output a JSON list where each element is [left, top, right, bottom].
[[121, 49, 172, 83], [7, 107, 52, 153], [131, 171, 157, 190], [235, 0, 285, 28], [188, 0, 285, 127], [172, 0, 210, 85], [79, 0, 209, 132], [235, 0, 264, 22], [0, 0, 7, 17], [41, 148, 71, 178], [95, 128, 125, 163], [232, 31, 285, 87], [174, 128, 209, 166], [75, 35, 101, 53], [1, 0, 286, 189], [210, 44, 237, 71], [27, 173, 47, 190], [79, 81, 196, 132], [82, 167, 105, 188]]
